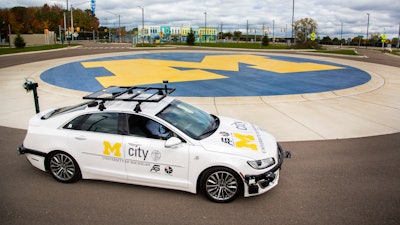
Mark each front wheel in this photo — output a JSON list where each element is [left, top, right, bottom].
[[48, 151, 81, 183], [200, 167, 243, 203]]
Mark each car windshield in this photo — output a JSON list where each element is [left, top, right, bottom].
[[156, 99, 219, 140]]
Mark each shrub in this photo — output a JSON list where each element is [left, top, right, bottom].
[[14, 34, 26, 48], [186, 29, 195, 46], [262, 35, 269, 46], [294, 40, 322, 49]]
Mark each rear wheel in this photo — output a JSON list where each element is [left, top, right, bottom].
[[48, 151, 81, 183], [201, 167, 243, 203]]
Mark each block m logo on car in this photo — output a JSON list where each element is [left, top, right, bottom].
[[233, 133, 258, 151], [103, 141, 122, 157]]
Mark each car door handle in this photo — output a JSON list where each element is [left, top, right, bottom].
[[75, 136, 86, 140], [128, 143, 141, 146]]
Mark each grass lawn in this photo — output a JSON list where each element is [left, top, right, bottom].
[[316, 49, 358, 55], [1, 42, 379, 57], [0, 44, 78, 55]]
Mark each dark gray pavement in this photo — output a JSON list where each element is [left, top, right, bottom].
[[1, 43, 399, 225], [2, 127, 399, 225]]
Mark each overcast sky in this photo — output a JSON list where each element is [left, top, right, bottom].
[[4, 0, 400, 39]]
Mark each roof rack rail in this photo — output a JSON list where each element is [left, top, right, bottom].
[[83, 80, 175, 112]]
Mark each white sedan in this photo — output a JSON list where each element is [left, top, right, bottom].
[[18, 85, 289, 203]]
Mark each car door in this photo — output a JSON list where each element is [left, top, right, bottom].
[[63, 112, 126, 180], [123, 114, 190, 189]]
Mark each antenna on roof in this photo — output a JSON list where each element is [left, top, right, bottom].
[[134, 102, 142, 113], [98, 101, 106, 111], [163, 80, 169, 95]]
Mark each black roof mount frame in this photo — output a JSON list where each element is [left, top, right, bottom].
[[82, 81, 175, 112]]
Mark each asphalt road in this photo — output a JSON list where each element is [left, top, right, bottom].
[[1, 43, 399, 225]]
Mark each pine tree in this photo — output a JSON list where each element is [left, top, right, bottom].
[[262, 34, 269, 46], [14, 34, 26, 48], [186, 29, 195, 46]]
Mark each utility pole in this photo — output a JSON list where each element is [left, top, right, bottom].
[[204, 11, 207, 43], [397, 23, 400, 49], [220, 22, 223, 42], [66, 0, 70, 45], [8, 23, 11, 48], [366, 13, 370, 49], [70, 5, 74, 42], [246, 20, 248, 43], [272, 20, 275, 44], [138, 6, 144, 46], [340, 22, 343, 47], [291, 0, 295, 45]]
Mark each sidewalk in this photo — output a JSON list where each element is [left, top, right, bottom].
[[0, 50, 399, 141]]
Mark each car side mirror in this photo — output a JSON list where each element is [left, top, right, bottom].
[[165, 137, 182, 148]]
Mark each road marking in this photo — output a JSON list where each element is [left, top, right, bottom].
[[81, 54, 343, 87]]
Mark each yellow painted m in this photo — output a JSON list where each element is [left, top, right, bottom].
[[234, 133, 258, 151], [103, 141, 122, 157]]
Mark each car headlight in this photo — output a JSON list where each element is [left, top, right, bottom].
[[247, 158, 275, 170]]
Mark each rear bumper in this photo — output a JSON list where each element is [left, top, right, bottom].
[[244, 144, 290, 196], [17, 145, 47, 157], [17, 145, 47, 171]]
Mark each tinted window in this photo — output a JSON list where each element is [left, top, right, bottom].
[[81, 113, 120, 134], [64, 113, 121, 135], [63, 114, 88, 130], [128, 114, 178, 140], [127, 114, 148, 137]]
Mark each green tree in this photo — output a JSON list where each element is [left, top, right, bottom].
[[186, 29, 195, 45], [14, 33, 26, 48], [233, 31, 242, 41], [392, 38, 398, 47], [321, 36, 332, 44], [222, 32, 233, 41], [2, 4, 99, 36], [262, 34, 269, 46]]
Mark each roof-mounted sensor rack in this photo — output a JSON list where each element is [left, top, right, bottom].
[[83, 80, 175, 112]]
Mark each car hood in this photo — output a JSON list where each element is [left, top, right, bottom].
[[199, 116, 277, 159]]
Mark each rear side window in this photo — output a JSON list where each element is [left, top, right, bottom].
[[64, 114, 88, 130], [64, 113, 123, 135]]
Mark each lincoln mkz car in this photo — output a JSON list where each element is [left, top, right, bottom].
[[18, 83, 290, 203]]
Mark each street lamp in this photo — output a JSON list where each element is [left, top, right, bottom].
[[106, 11, 121, 42], [291, 0, 295, 45], [340, 22, 343, 46], [204, 11, 207, 43], [138, 6, 144, 46], [366, 13, 370, 49]]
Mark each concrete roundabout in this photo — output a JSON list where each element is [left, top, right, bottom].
[[1, 49, 399, 141]]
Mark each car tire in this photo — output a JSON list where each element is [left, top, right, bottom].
[[48, 151, 81, 183], [200, 167, 243, 203]]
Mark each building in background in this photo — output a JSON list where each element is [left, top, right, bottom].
[[137, 25, 217, 44]]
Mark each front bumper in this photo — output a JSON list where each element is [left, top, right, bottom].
[[244, 144, 290, 195]]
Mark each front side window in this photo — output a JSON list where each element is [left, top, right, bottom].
[[128, 114, 174, 140]]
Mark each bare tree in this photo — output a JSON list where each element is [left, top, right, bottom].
[[294, 18, 318, 42]]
